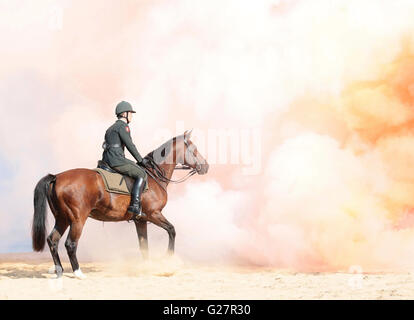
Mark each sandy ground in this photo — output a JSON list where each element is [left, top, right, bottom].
[[0, 252, 414, 300]]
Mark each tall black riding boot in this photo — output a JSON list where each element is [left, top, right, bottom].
[[128, 177, 146, 220]]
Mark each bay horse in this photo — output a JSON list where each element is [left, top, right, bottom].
[[31, 130, 209, 279]]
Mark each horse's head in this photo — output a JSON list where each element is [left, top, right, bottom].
[[180, 129, 209, 175]]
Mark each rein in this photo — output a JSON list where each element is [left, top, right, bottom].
[[144, 156, 197, 187], [143, 165, 168, 193]]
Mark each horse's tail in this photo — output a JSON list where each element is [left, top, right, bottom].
[[32, 174, 56, 252]]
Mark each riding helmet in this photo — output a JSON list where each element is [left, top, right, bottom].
[[115, 101, 136, 116]]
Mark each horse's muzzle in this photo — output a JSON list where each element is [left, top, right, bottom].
[[197, 163, 209, 175]]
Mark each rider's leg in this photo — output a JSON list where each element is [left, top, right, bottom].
[[113, 162, 147, 220], [128, 176, 146, 220]]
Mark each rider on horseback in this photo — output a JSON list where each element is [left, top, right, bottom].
[[102, 101, 149, 221]]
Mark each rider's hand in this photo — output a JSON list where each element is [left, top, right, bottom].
[[140, 158, 150, 167]]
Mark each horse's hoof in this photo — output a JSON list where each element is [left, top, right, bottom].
[[49, 265, 63, 275], [73, 269, 87, 280]]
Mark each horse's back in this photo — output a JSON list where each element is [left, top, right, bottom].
[[56, 168, 100, 183], [54, 168, 103, 200]]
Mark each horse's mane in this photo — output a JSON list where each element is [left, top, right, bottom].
[[145, 134, 185, 164]]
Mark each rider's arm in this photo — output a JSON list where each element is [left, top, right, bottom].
[[118, 125, 144, 164]]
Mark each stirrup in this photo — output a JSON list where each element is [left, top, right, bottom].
[[127, 205, 146, 221], [132, 211, 146, 221]]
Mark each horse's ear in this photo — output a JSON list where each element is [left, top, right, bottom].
[[185, 129, 193, 138]]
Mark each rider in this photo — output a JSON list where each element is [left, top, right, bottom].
[[102, 101, 149, 220]]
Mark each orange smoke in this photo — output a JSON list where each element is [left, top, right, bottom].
[[236, 48, 414, 271]]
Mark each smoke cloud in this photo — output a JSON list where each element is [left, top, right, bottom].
[[2, 0, 414, 271]]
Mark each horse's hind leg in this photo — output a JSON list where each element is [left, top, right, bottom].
[[65, 222, 86, 279], [47, 219, 68, 278]]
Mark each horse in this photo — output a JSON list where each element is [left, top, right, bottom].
[[31, 130, 209, 279]]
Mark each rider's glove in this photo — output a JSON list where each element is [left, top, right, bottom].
[[140, 158, 150, 167]]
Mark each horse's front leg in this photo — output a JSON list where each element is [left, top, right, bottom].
[[134, 220, 149, 259], [147, 211, 176, 255]]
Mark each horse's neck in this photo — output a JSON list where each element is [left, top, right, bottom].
[[157, 161, 176, 187], [151, 137, 182, 187]]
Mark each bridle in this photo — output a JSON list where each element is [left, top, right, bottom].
[[143, 136, 200, 190], [181, 136, 202, 172]]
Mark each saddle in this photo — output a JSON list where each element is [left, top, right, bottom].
[[97, 160, 118, 173], [95, 161, 135, 195]]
